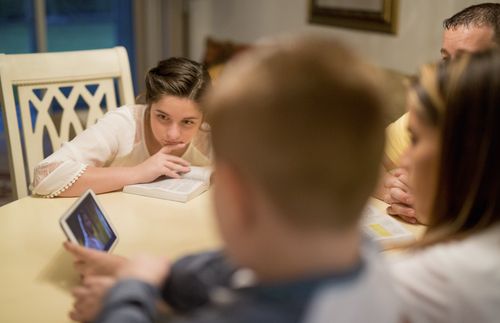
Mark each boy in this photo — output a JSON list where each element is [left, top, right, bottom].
[[69, 36, 399, 323]]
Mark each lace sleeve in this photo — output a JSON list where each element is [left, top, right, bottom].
[[32, 162, 63, 188], [31, 160, 88, 198]]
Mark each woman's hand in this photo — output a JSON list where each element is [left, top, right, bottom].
[[382, 168, 418, 224], [134, 146, 191, 183]]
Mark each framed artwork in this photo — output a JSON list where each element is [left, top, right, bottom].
[[309, 0, 399, 34]]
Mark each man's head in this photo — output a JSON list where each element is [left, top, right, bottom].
[[441, 3, 500, 60], [204, 36, 386, 266]]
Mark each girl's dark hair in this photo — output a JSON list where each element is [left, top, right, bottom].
[[144, 57, 211, 106], [415, 49, 500, 247]]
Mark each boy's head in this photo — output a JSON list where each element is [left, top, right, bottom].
[[205, 36, 385, 266]]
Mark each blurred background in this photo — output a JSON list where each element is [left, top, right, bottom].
[[0, 0, 490, 204]]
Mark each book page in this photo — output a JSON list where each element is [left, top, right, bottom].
[[139, 178, 203, 193], [181, 166, 213, 183], [361, 205, 415, 248]]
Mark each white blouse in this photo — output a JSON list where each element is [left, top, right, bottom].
[[390, 224, 500, 323], [305, 239, 402, 323], [31, 105, 211, 197]]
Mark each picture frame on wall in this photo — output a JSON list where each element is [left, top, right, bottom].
[[309, 0, 399, 34]]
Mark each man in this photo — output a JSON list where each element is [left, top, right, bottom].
[[441, 3, 499, 61], [379, 3, 500, 224]]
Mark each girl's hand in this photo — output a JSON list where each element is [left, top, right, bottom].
[[134, 145, 190, 183]]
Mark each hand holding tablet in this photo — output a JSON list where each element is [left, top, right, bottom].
[[59, 189, 118, 252]]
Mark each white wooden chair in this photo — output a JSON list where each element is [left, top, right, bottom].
[[0, 46, 135, 199]]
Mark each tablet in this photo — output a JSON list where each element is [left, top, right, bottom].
[[59, 189, 118, 252]]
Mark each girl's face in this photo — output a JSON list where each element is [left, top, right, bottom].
[[402, 100, 441, 224], [149, 95, 203, 155]]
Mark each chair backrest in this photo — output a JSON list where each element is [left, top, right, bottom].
[[0, 46, 135, 199]]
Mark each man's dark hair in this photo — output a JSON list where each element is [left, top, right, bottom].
[[443, 3, 500, 45]]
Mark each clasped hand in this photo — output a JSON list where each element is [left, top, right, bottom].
[[383, 168, 419, 224]]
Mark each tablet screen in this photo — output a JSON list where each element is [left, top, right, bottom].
[[63, 193, 117, 251]]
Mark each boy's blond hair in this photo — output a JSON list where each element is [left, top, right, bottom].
[[205, 36, 386, 229]]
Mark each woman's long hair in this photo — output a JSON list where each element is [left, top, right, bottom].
[[413, 49, 500, 247]]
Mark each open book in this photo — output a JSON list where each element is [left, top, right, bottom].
[[123, 167, 213, 202], [361, 205, 415, 249]]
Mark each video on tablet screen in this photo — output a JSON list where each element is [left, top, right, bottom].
[[64, 194, 116, 251]]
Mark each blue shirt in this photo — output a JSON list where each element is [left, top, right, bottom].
[[96, 251, 364, 323]]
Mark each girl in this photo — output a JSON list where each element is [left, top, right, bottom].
[[32, 57, 211, 197], [391, 49, 500, 322]]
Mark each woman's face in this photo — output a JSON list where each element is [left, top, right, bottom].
[[149, 95, 203, 155], [402, 100, 441, 224]]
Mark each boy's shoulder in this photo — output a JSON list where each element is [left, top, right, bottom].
[[165, 240, 400, 323], [169, 242, 385, 323], [167, 292, 305, 323]]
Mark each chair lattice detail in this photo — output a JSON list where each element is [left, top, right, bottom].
[[0, 46, 135, 199], [18, 80, 118, 178]]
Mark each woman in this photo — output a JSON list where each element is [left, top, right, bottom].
[[391, 49, 500, 322], [32, 57, 211, 197]]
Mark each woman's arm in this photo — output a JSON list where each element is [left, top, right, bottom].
[[58, 166, 143, 196], [32, 107, 137, 197], [58, 146, 191, 197]]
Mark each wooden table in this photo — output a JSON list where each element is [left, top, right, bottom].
[[0, 191, 220, 323], [0, 193, 424, 323]]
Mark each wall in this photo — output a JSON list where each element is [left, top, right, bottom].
[[134, 0, 186, 94], [188, 0, 493, 74]]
